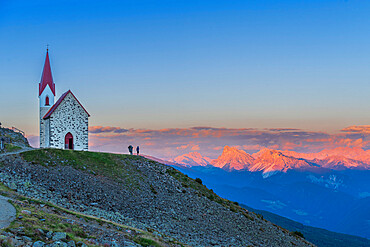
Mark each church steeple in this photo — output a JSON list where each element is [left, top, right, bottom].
[[39, 48, 56, 148], [39, 49, 55, 96]]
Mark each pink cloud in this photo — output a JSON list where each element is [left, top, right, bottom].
[[144, 142, 155, 146], [268, 144, 280, 150], [191, 145, 200, 151], [84, 125, 370, 159], [281, 142, 303, 150], [305, 138, 332, 143], [176, 144, 191, 150], [213, 146, 224, 150], [334, 138, 368, 148], [341, 125, 370, 134], [89, 126, 128, 134]]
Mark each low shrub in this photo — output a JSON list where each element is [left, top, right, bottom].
[[292, 231, 305, 239], [195, 178, 202, 184]]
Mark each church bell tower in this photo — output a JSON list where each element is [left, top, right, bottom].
[[39, 49, 56, 148]]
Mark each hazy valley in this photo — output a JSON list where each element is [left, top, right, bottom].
[[167, 146, 370, 241]]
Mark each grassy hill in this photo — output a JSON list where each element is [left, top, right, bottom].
[[0, 148, 314, 247]]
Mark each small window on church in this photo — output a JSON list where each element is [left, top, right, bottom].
[[45, 96, 50, 106]]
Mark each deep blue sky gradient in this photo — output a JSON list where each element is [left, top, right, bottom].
[[1, 0, 370, 135]]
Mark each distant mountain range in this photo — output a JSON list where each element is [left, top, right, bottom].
[[165, 146, 370, 240], [173, 152, 212, 167], [171, 146, 370, 175]]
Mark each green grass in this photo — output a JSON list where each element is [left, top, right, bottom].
[[0, 183, 12, 193], [21, 149, 144, 189], [7, 200, 95, 245], [134, 236, 162, 247], [4, 143, 22, 152]]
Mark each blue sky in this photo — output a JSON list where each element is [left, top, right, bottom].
[[1, 0, 370, 141]]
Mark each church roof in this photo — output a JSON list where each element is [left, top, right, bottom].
[[43, 90, 90, 119], [39, 50, 56, 96]]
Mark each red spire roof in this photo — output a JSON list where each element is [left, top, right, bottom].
[[39, 50, 56, 96]]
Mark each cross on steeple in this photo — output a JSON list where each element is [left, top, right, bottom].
[[46, 44, 49, 51]]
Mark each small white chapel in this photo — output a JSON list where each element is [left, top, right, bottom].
[[38, 49, 90, 151]]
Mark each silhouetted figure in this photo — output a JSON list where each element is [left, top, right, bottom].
[[136, 146, 140, 155], [128, 145, 133, 155]]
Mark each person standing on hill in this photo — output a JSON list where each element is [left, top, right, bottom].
[[136, 146, 140, 155], [128, 145, 133, 155]]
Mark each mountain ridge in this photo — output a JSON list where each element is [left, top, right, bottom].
[[172, 151, 212, 167], [172, 146, 370, 174], [211, 145, 255, 171]]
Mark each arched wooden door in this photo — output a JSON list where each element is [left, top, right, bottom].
[[65, 132, 73, 150]]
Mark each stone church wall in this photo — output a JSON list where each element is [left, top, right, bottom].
[[39, 107, 50, 148], [48, 93, 89, 151]]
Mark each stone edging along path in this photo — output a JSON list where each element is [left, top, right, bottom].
[[0, 195, 16, 229]]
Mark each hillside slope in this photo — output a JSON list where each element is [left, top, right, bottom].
[[0, 182, 180, 246], [0, 149, 314, 247], [241, 204, 370, 247], [0, 127, 30, 153]]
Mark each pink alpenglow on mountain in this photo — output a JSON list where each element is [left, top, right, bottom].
[[173, 152, 212, 167], [249, 149, 316, 176], [283, 147, 370, 164], [316, 156, 370, 170], [171, 146, 370, 176], [211, 146, 255, 171]]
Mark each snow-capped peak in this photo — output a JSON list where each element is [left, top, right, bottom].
[[210, 146, 255, 171], [173, 152, 212, 167]]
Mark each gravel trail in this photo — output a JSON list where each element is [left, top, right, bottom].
[[0, 148, 33, 157], [0, 195, 16, 229]]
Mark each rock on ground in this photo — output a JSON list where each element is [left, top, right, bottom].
[[0, 195, 16, 229]]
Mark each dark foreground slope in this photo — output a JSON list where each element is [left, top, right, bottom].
[[242, 205, 370, 247], [0, 149, 314, 247], [0, 182, 181, 246]]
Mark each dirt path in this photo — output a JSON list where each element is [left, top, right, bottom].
[[0, 147, 33, 157], [0, 195, 16, 229]]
